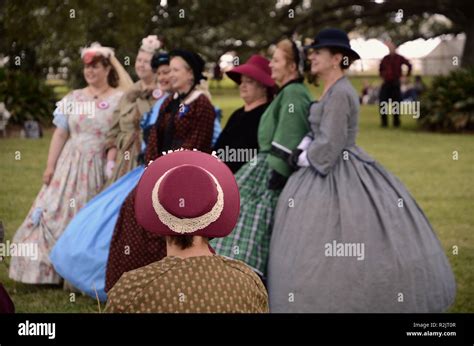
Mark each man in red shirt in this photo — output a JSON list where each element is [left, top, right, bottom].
[[379, 41, 412, 127]]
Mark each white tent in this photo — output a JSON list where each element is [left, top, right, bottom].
[[348, 34, 465, 75], [419, 34, 465, 75], [349, 38, 388, 73]]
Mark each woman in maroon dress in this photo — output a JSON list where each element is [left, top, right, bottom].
[[104, 49, 216, 292]]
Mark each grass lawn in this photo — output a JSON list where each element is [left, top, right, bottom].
[[0, 79, 472, 313]]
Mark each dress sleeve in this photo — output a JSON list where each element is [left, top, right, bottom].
[[105, 95, 125, 151], [267, 89, 311, 177], [181, 96, 215, 153], [211, 107, 222, 147], [306, 90, 351, 176], [52, 94, 72, 131], [145, 122, 160, 163], [105, 283, 127, 313], [145, 96, 172, 162]]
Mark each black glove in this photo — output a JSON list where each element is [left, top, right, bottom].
[[287, 148, 303, 171], [267, 170, 288, 190]]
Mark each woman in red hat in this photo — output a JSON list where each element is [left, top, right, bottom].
[[213, 55, 276, 173], [106, 150, 268, 313], [104, 49, 216, 293]]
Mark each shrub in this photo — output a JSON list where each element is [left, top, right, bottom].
[[418, 68, 474, 132], [0, 68, 56, 126]]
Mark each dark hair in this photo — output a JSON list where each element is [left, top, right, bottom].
[[306, 47, 354, 86], [327, 47, 355, 70], [290, 40, 301, 72], [85, 55, 119, 88], [166, 235, 210, 250], [266, 86, 276, 101]]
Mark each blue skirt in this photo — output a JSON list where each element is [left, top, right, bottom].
[[50, 166, 145, 301]]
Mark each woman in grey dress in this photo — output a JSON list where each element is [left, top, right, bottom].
[[267, 28, 456, 313]]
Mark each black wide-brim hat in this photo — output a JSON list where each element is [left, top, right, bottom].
[[304, 28, 360, 61]]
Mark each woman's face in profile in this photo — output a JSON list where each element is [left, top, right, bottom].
[[308, 48, 337, 75], [135, 50, 154, 81]]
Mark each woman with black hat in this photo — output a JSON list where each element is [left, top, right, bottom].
[[104, 49, 217, 293], [268, 28, 456, 312], [49, 50, 172, 300], [213, 54, 276, 173]]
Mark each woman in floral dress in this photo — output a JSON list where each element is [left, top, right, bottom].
[[8, 43, 131, 284]]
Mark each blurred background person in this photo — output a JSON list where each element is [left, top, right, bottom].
[[378, 40, 412, 127]]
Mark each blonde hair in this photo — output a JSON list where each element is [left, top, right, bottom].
[[276, 39, 299, 75]]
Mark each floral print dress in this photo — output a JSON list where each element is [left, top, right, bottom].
[[9, 88, 123, 284]]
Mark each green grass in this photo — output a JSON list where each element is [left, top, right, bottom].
[[0, 80, 472, 313]]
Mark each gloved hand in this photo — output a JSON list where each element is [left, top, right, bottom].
[[267, 170, 288, 190], [297, 136, 313, 151], [104, 160, 116, 179], [297, 150, 310, 168], [288, 148, 303, 171]]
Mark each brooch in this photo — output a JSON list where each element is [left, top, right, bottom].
[[152, 89, 163, 100], [97, 101, 109, 109]]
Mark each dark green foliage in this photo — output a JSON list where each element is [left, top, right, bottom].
[[419, 68, 474, 132], [0, 68, 56, 125]]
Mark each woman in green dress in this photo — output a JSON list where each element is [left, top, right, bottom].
[[211, 39, 312, 281]]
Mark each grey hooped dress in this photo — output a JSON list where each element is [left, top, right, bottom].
[[268, 76, 456, 312]]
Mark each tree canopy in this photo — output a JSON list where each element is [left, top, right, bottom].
[[1, 0, 472, 84]]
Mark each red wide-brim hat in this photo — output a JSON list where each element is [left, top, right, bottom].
[[226, 54, 275, 88], [135, 150, 240, 238]]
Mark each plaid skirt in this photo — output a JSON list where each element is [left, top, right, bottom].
[[210, 152, 281, 276]]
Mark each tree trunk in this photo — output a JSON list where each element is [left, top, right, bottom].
[[461, 20, 474, 68]]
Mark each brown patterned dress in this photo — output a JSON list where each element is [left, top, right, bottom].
[[104, 90, 216, 292], [105, 255, 269, 313]]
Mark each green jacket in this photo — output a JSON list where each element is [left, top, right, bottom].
[[258, 80, 312, 177]]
